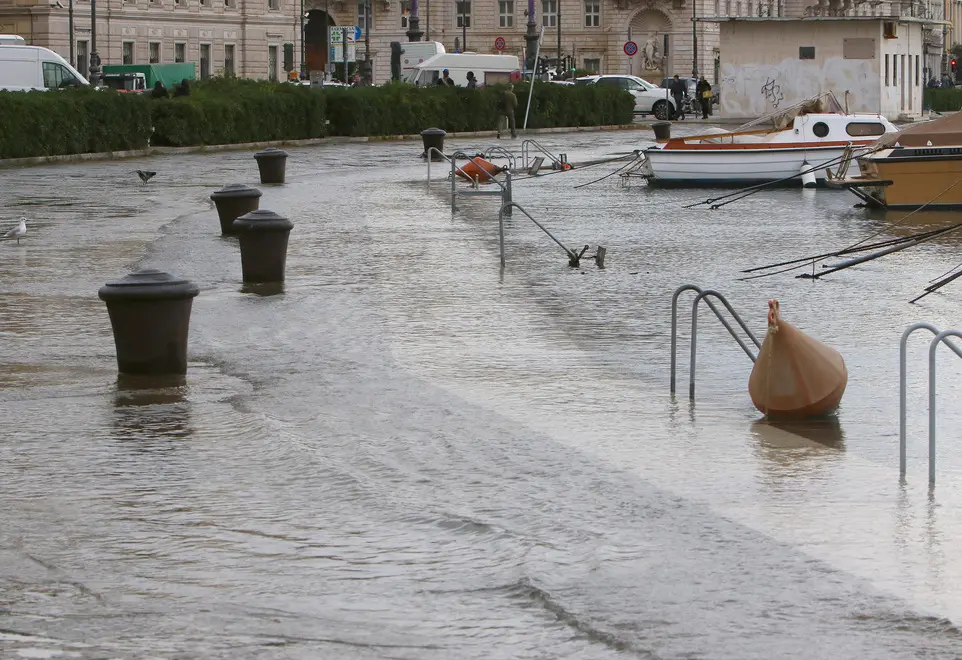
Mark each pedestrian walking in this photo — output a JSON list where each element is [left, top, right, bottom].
[[696, 76, 712, 119], [466, 71, 478, 89], [437, 69, 455, 87], [669, 74, 687, 120], [498, 84, 518, 139], [150, 81, 169, 99], [173, 79, 191, 97]]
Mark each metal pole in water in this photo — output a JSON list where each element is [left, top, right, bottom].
[[499, 205, 507, 267], [450, 156, 456, 213], [523, 26, 544, 131], [503, 170, 512, 216]]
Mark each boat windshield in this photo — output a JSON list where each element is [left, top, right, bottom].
[[732, 92, 845, 133]]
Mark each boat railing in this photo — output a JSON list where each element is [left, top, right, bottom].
[[497, 202, 605, 269], [426, 147, 512, 214], [899, 322, 962, 486], [670, 285, 762, 399]]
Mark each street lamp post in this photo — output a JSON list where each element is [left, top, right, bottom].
[[524, 0, 538, 74], [89, 0, 101, 85], [461, 0, 466, 51], [691, 0, 698, 76], [407, 0, 423, 41], [299, 0, 305, 78], [556, 1, 561, 77], [68, 0, 74, 71], [361, 0, 371, 84]]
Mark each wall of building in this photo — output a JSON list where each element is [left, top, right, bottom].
[[718, 19, 922, 119]]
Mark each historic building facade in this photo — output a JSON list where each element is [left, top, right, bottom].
[[0, 0, 948, 84]]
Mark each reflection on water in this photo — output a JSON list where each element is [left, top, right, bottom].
[[112, 374, 191, 442], [753, 416, 846, 449], [240, 281, 285, 297]]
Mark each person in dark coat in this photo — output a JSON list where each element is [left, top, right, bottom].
[[436, 69, 455, 86], [669, 74, 687, 120], [150, 81, 168, 99], [498, 84, 518, 139], [173, 79, 190, 97], [695, 76, 712, 119], [466, 71, 478, 89]]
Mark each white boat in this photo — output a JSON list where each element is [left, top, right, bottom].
[[642, 94, 900, 187]]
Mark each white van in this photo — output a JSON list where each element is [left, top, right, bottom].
[[0, 34, 27, 46], [0, 44, 89, 91], [399, 41, 445, 84], [413, 53, 521, 88]]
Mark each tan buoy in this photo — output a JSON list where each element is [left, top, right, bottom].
[[748, 300, 847, 419]]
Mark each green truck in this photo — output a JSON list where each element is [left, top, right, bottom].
[[102, 63, 196, 91]]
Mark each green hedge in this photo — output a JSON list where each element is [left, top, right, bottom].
[[0, 87, 152, 159], [923, 87, 962, 112], [0, 79, 634, 159]]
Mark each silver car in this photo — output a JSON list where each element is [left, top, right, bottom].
[[574, 74, 676, 120]]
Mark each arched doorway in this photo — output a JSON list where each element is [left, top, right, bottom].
[[305, 10, 334, 76], [629, 9, 672, 82]]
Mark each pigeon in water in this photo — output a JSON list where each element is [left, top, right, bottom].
[[135, 170, 157, 186], [3, 217, 26, 245]]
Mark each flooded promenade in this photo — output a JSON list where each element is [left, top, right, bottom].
[[2, 127, 962, 659]]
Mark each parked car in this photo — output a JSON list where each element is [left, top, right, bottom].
[[574, 74, 676, 120]]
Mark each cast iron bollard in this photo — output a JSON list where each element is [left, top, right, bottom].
[[98, 270, 200, 375], [210, 184, 262, 235], [652, 121, 672, 142], [421, 128, 446, 161], [253, 148, 289, 184], [232, 210, 294, 283]]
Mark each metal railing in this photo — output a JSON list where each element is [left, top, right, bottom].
[[426, 148, 512, 214], [670, 285, 762, 399], [481, 146, 517, 172], [520, 139, 564, 170], [497, 202, 603, 269], [899, 322, 962, 485]]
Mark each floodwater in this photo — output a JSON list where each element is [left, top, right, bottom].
[[2, 127, 962, 659]]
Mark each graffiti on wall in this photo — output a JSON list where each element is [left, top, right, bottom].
[[720, 57, 884, 118]]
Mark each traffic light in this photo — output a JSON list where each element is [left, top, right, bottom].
[[952, 58, 958, 73], [283, 42, 294, 73]]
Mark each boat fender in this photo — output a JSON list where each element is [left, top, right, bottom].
[[799, 161, 817, 188]]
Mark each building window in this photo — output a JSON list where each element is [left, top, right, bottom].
[[225, 44, 235, 75], [724, 0, 731, 14], [175, 42, 186, 63], [357, 2, 371, 28], [268, 0, 279, 8], [799, 46, 814, 59], [456, 1, 471, 28], [200, 43, 211, 78], [747, 1, 753, 15], [149, 42, 160, 63], [76, 40, 88, 77], [500, 0, 514, 27], [884, 53, 889, 85], [268, 45, 278, 81], [892, 54, 897, 85], [401, 0, 410, 27], [735, 1, 741, 14], [584, 0, 599, 26], [916, 55, 920, 86], [584, 57, 600, 72], [224, 0, 235, 8], [541, 0, 557, 27], [122, 41, 134, 64], [200, 0, 209, 6]]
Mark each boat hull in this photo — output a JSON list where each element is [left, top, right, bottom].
[[644, 145, 865, 187], [858, 153, 962, 209]]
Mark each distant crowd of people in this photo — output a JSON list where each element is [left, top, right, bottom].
[[150, 79, 191, 99]]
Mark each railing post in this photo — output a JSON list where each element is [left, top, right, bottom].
[[687, 289, 762, 401], [503, 170, 512, 216], [927, 329, 962, 486], [450, 156, 457, 213], [671, 284, 704, 395]]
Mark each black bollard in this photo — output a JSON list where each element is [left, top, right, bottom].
[[420, 128, 446, 161], [98, 270, 199, 376], [253, 148, 289, 184], [232, 210, 294, 284], [210, 184, 262, 235], [652, 121, 672, 142]]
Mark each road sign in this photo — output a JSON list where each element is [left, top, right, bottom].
[[330, 26, 360, 45], [330, 44, 357, 62], [494, 36, 506, 51], [624, 40, 638, 56]]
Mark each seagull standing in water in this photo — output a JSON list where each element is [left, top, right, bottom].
[[135, 170, 156, 186], [3, 217, 26, 245]]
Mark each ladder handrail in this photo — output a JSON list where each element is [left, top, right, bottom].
[[688, 289, 762, 400], [927, 329, 962, 485], [520, 139, 563, 169], [898, 322, 962, 481], [671, 285, 762, 395], [482, 146, 517, 171], [497, 201, 579, 267], [427, 148, 508, 192]]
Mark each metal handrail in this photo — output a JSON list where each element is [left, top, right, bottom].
[[899, 322, 962, 484], [520, 139, 563, 170], [482, 146, 517, 171], [689, 290, 762, 400], [670, 285, 761, 396], [497, 202, 582, 267], [427, 148, 513, 213]]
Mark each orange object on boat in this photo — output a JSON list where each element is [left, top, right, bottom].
[[457, 157, 504, 183], [748, 300, 848, 419]]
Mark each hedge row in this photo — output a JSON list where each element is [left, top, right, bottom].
[[0, 79, 634, 158], [923, 87, 962, 112]]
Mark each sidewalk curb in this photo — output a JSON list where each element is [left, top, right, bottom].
[[0, 123, 651, 169]]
